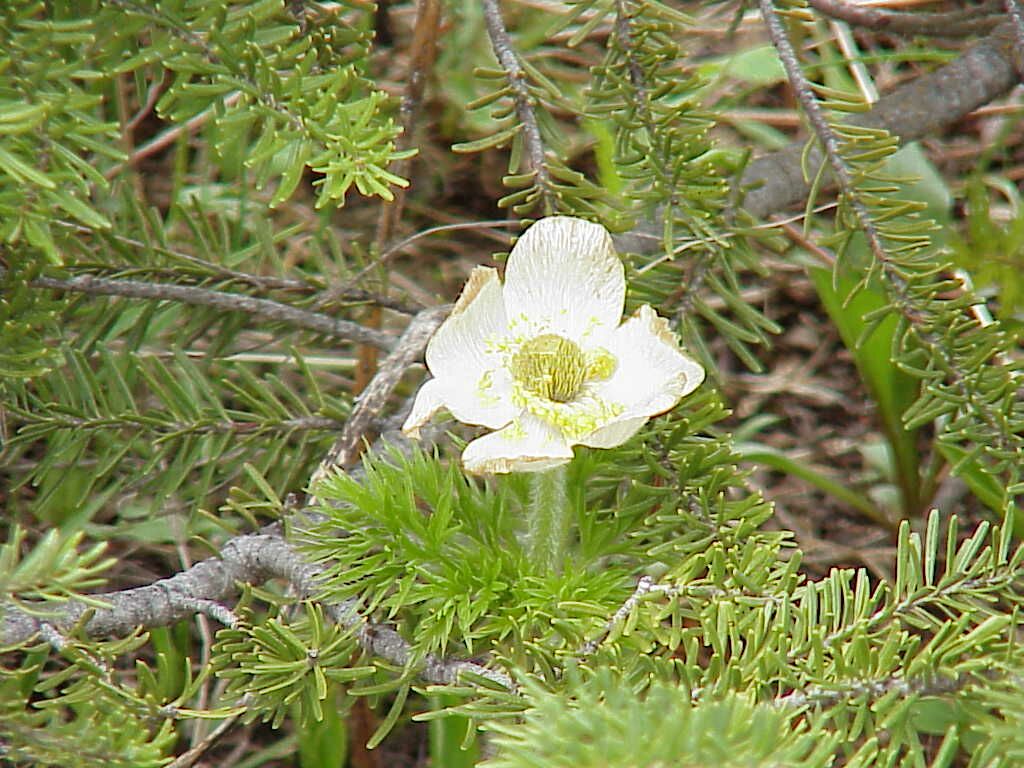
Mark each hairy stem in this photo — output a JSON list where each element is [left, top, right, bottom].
[[526, 466, 571, 575]]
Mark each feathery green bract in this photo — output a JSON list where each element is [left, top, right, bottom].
[[303, 395, 771, 671], [213, 602, 375, 729], [486, 671, 836, 768]]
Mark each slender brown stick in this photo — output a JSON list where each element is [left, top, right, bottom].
[[355, 0, 444, 395], [374, 0, 441, 250]]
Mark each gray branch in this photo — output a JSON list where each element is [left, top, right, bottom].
[[1, 533, 295, 646], [31, 273, 397, 351], [313, 305, 450, 478], [1, 527, 513, 690]]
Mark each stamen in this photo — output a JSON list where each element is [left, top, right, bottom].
[[510, 334, 587, 403]]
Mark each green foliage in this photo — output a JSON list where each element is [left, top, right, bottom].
[[765, 0, 1024, 520], [809, 267, 923, 516], [213, 601, 375, 729], [952, 175, 1024, 324], [305, 446, 633, 668], [0, 261, 63, 380], [0, 698, 175, 768], [586, 0, 780, 371], [0, 2, 121, 263], [486, 671, 836, 768], [0, 526, 115, 611], [130, 0, 412, 207], [2, 0, 1023, 765], [4, 345, 344, 522], [0, 630, 180, 768]]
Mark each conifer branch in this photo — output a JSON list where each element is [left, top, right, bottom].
[[760, 0, 1021, 467], [52, 222, 418, 312], [28, 273, 397, 350], [775, 669, 971, 709], [9, 412, 346, 436], [0, 528, 514, 690], [758, 0, 889, 264], [480, 0, 555, 212], [738, 20, 1020, 220]]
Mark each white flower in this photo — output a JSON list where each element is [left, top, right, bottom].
[[403, 216, 705, 474]]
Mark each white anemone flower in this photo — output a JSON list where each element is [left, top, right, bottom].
[[403, 216, 705, 474]]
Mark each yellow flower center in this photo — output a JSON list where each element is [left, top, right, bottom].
[[509, 333, 616, 404], [511, 334, 586, 403]]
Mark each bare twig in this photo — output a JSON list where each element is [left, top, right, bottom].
[[375, 0, 441, 251], [806, 0, 1003, 37], [104, 92, 243, 181], [1, 533, 293, 647], [313, 219, 522, 310], [51, 220, 418, 314], [578, 576, 667, 656], [480, 0, 554, 211], [28, 273, 396, 350], [124, 72, 167, 133], [774, 669, 971, 709], [312, 305, 450, 480], [166, 709, 244, 768]]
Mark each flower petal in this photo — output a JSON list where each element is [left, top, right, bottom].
[[461, 414, 574, 474], [402, 378, 448, 439], [590, 304, 705, 421], [577, 416, 647, 449], [402, 369, 516, 439], [425, 266, 508, 381], [503, 216, 625, 346]]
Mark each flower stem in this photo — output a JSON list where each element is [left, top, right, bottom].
[[526, 466, 570, 574]]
